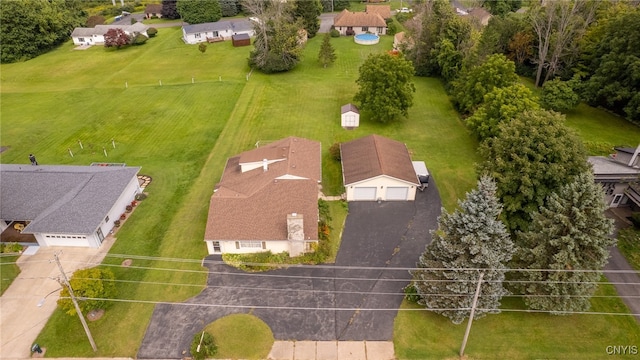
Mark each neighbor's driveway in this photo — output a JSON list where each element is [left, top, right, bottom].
[[137, 182, 441, 358]]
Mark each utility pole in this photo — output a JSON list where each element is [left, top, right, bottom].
[[53, 252, 98, 352], [459, 272, 484, 357]]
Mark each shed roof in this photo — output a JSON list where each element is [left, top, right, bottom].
[[341, 103, 359, 114], [0, 164, 140, 234], [145, 4, 162, 13], [340, 134, 419, 186], [232, 33, 250, 41], [204, 137, 321, 242], [334, 9, 386, 27]]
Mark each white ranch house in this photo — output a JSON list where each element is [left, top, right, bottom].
[[182, 20, 254, 44], [204, 137, 321, 257], [341, 135, 421, 201], [71, 22, 149, 46], [0, 164, 141, 248]]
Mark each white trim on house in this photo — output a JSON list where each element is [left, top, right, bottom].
[[345, 175, 417, 201], [182, 20, 254, 44]]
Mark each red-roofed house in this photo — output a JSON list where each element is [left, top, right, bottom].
[[365, 5, 391, 20], [204, 137, 322, 256], [333, 9, 387, 36], [340, 135, 420, 201]]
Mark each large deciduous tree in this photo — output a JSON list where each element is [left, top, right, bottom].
[[318, 32, 336, 68], [245, 0, 305, 73], [0, 0, 86, 63], [482, 0, 522, 16], [540, 78, 581, 113], [294, 0, 322, 39], [353, 53, 415, 123], [580, 5, 640, 122], [478, 109, 589, 233], [411, 176, 514, 324], [58, 268, 117, 316], [177, 0, 222, 24], [515, 171, 614, 314], [466, 83, 539, 141], [161, 0, 180, 20], [104, 28, 131, 48], [220, 0, 241, 17], [451, 54, 518, 114]]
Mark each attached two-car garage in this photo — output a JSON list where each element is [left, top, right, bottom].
[[341, 134, 421, 202]]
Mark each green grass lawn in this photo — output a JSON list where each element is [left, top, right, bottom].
[[0, 255, 20, 296], [2, 25, 640, 357], [205, 313, 274, 359], [394, 282, 640, 359], [618, 227, 640, 272]]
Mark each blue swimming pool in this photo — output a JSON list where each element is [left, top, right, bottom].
[[354, 33, 380, 45]]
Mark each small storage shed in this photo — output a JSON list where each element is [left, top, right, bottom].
[[232, 33, 251, 47], [340, 134, 420, 201], [341, 103, 360, 129]]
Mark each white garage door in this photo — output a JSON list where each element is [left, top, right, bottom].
[[354, 187, 377, 200], [386, 187, 409, 200]]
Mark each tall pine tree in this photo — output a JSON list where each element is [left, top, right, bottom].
[[318, 33, 336, 68], [294, 0, 322, 39], [410, 176, 514, 324], [515, 171, 614, 314], [161, 0, 180, 20]]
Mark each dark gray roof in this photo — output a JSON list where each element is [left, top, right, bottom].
[[71, 28, 96, 37], [588, 156, 640, 181], [0, 164, 140, 235], [341, 103, 359, 114]]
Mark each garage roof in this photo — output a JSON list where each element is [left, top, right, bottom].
[[341, 134, 419, 186], [0, 164, 140, 235]]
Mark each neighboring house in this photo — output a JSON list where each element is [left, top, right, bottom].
[[0, 164, 141, 248], [204, 137, 321, 257], [333, 9, 387, 36], [393, 31, 413, 51], [588, 144, 640, 209], [182, 20, 254, 44], [71, 22, 149, 46], [341, 103, 360, 129], [365, 5, 391, 20], [341, 134, 421, 201], [467, 7, 492, 26], [144, 3, 163, 19]]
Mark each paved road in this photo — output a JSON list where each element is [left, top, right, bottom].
[[137, 182, 441, 358]]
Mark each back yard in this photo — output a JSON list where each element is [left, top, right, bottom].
[[1, 25, 640, 358]]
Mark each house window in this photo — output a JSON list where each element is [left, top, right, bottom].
[[105, 216, 110, 223], [377, 27, 384, 34], [239, 241, 263, 248], [195, 33, 201, 38], [362, 26, 369, 32], [212, 31, 219, 37], [78, 37, 85, 42]]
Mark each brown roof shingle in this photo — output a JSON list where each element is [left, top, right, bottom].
[[340, 134, 419, 186], [334, 9, 386, 27], [145, 4, 162, 14], [366, 5, 391, 19], [204, 137, 321, 242]]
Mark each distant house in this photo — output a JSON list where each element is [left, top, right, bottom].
[[341, 135, 421, 201], [182, 20, 254, 44], [341, 103, 360, 129], [333, 9, 387, 36], [144, 4, 163, 19], [71, 22, 149, 46], [0, 164, 141, 248], [393, 31, 413, 51], [365, 5, 391, 20], [588, 145, 640, 209], [204, 137, 322, 257], [467, 7, 492, 26]]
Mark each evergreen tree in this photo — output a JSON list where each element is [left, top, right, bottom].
[[295, 0, 322, 39], [177, 0, 222, 24], [516, 171, 614, 314], [318, 33, 336, 68], [410, 176, 514, 324], [220, 0, 240, 17], [161, 0, 180, 20]]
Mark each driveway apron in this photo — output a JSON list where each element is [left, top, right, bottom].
[[137, 182, 441, 359]]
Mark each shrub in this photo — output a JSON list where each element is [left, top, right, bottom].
[[57, 268, 117, 316], [132, 33, 148, 46], [395, 12, 411, 23], [540, 78, 580, 112], [404, 283, 420, 303], [125, 205, 133, 213], [330, 28, 340, 38], [329, 142, 341, 161], [135, 192, 147, 201], [631, 213, 640, 229], [190, 331, 217, 360], [387, 22, 398, 36], [147, 27, 158, 37], [130, 17, 137, 25], [113, 219, 121, 227], [120, 213, 126, 221], [0, 242, 23, 253]]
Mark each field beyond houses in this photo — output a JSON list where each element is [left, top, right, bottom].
[[1, 26, 640, 358]]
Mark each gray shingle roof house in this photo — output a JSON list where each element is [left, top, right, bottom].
[[588, 144, 640, 209], [71, 23, 150, 46], [204, 137, 321, 257], [0, 164, 141, 248], [340, 134, 420, 201], [182, 20, 254, 44]]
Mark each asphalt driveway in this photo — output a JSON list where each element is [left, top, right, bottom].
[[137, 182, 441, 358]]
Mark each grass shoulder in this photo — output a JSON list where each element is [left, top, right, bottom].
[[618, 227, 640, 272]]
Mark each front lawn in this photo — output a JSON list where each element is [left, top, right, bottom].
[[618, 227, 640, 272], [0, 255, 20, 295]]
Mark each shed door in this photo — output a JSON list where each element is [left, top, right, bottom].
[[386, 187, 408, 201], [354, 187, 377, 201]]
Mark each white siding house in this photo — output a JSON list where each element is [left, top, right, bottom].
[[182, 20, 254, 44], [341, 135, 420, 201], [0, 164, 141, 248], [71, 23, 149, 46], [589, 144, 640, 209]]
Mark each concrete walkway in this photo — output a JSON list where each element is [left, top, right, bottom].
[[0, 237, 116, 359], [268, 341, 394, 360]]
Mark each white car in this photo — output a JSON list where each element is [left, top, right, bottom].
[[398, 7, 413, 13]]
